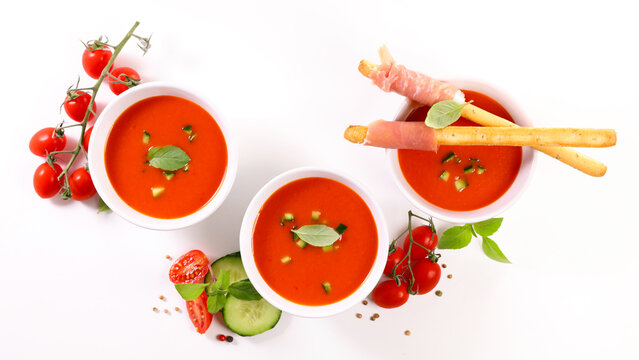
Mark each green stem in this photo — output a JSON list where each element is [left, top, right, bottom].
[[57, 21, 141, 183]]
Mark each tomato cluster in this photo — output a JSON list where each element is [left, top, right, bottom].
[[372, 223, 441, 309], [30, 37, 143, 201]]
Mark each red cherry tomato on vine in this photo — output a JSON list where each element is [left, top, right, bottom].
[[169, 250, 209, 284], [68, 167, 96, 201], [371, 279, 410, 309], [83, 126, 93, 152], [82, 45, 113, 79], [383, 247, 408, 276], [403, 225, 438, 260], [29, 127, 66, 157], [64, 91, 96, 122], [410, 258, 441, 295], [33, 163, 63, 199], [108, 66, 140, 95], [186, 291, 213, 334]]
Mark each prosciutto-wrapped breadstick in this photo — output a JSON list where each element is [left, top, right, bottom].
[[359, 48, 611, 177], [344, 121, 616, 150]]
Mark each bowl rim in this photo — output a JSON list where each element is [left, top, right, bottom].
[[87, 81, 238, 231], [239, 166, 389, 318], [386, 78, 536, 224]]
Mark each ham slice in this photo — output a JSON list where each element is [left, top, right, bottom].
[[368, 46, 463, 107], [364, 120, 438, 152]]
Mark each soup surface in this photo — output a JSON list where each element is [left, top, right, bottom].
[[105, 95, 228, 219], [252, 177, 378, 306], [398, 90, 522, 211]]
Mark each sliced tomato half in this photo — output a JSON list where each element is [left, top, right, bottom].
[[186, 292, 213, 334], [169, 250, 209, 284]]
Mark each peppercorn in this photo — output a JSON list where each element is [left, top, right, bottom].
[[435, 290, 443, 296], [226, 336, 234, 343], [447, 274, 453, 279], [152, 307, 158, 312], [217, 334, 226, 342], [356, 313, 362, 319], [405, 330, 411, 336], [442, 264, 447, 268], [362, 300, 368, 305]]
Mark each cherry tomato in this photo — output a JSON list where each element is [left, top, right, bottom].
[[83, 126, 93, 152], [29, 127, 66, 157], [410, 258, 441, 295], [186, 291, 212, 334], [403, 225, 438, 260], [64, 91, 96, 122], [68, 167, 96, 201], [33, 163, 63, 199], [82, 45, 113, 79], [371, 279, 410, 309], [108, 67, 140, 95], [383, 247, 408, 276], [169, 250, 209, 284]]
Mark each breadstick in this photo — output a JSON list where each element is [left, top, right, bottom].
[[358, 57, 610, 177]]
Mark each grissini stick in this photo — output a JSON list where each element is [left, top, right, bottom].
[[358, 48, 610, 177], [344, 122, 616, 150]]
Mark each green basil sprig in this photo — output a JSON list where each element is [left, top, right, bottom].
[[425, 100, 467, 129], [438, 218, 510, 263], [291, 225, 341, 247], [147, 145, 190, 171]]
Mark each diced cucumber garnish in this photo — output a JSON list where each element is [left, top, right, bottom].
[[477, 166, 486, 174], [142, 131, 150, 144], [454, 178, 468, 192], [281, 255, 291, 264], [441, 152, 456, 164], [464, 165, 475, 174], [151, 186, 165, 198], [322, 282, 332, 294], [223, 295, 281, 337], [322, 245, 333, 252], [296, 239, 307, 249], [163, 172, 175, 180], [182, 125, 192, 135], [470, 157, 479, 162], [311, 211, 321, 221], [280, 213, 294, 225], [440, 170, 450, 181], [335, 224, 347, 235]]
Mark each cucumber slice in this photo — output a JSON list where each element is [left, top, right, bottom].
[[223, 295, 282, 337], [206, 252, 248, 284]]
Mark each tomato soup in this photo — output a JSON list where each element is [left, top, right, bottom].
[[105, 95, 228, 219], [398, 90, 522, 211], [252, 177, 378, 306]]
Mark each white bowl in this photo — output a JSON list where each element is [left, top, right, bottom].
[[88, 82, 237, 230], [239, 167, 389, 318], [387, 79, 536, 224]]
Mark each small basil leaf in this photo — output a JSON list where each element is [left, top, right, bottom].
[[438, 225, 473, 249], [174, 283, 209, 301], [206, 293, 227, 314], [473, 218, 503, 237], [482, 237, 511, 263], [216, 269, 231, 291], [98, 197, 111, 213], [425, 100, 466, 129], [228, 280, 262, 301], [291, 225, 340, 247], [147, 145, 191, 171]]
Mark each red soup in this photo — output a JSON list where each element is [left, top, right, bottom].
[[252, 177, 378, 306], [398, 90, 522, 211], [105, 95, 228, 219]]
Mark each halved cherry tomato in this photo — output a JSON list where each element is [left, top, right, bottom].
[[33, 163, 63, 199], [64, 91, 96, 122], [371, 279, 410, 309], [108, 67, 140, 95], [68, 167, 96, 201], [169, 250, 209, 284], [83, 126, 93, 152], [186, 291, 213, 334], [410, 258, 441, 295], [29, 127, 66, 157], [403, 225, 438, 260], [82, 45, 113, 79], [383, 247, 408, 276]]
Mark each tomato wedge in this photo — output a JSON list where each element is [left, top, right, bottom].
[[186, 291, 212, 334], [169, 250, 209, 284]]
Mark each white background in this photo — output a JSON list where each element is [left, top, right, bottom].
[[1, 1, 637, 359]]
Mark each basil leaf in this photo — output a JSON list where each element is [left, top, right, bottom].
[[228, 280, 262, 301], [425, 100, 466, 129], [147, 145, 191, 171], [97, 197, 110, 213], [481, 237, 511, 263], [206, 293, 227, 314], [473, 218, 503, 237], [216, 269, 231, 291], [291, 225, 340, 247], [438, 224, 473, 249], [174, 282, 209, 301]]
